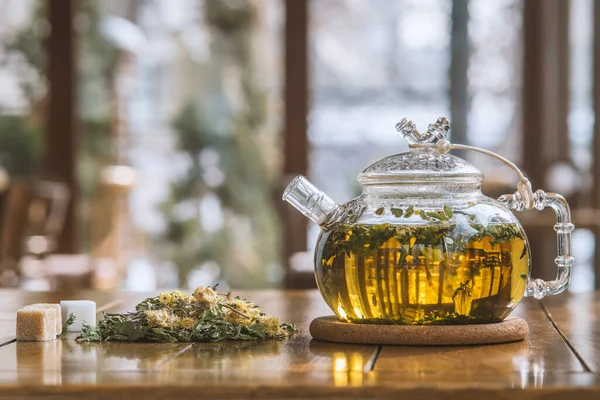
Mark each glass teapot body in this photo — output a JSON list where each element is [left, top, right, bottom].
[[283, 117, 573, 325], [314, 181, 530, 325]]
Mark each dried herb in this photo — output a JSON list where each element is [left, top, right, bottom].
[[443, 205, 453, 219], [318, 204, 529, 326], [452, 280, 473, 315], [486, 223, 522, 246], [348, 316, 409, 325], [390, 208, 403, 218], [520, 244, 528, 259], [348, 312, 501, 326], [414, 312, 501, 325], [321, 205, 524, 263], [76, 286, 297, 343], [61, 313, 76, 336], [421, 206, 453, 222], [452, 280, 473, 301]]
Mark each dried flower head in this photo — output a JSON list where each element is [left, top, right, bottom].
[[245, 307, 262, 321], [159, 292, 172, 306], [260, 316, 281, 336], [166, 314, 180, 329], [229, 298, 250, 311], [225, 311, 253, 326], [193, 286, 219, 307], [183, 294, 195, 305], [77, 285, 298, 343], [178, 317, 197, 330], [146, 309, 171, 328], [171, 290, 184, 304]]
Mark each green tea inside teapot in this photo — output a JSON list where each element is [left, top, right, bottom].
[[283, 117, 574, 325]]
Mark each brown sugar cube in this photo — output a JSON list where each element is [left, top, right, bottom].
[[17, 307, 57, 341], [24, 304, 62, 336]]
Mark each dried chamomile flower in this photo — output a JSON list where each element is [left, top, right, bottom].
[[146, 309, 179, 329], [228, 298, 251, 311], [166, 314, 180, 329], [146, 309, 171, 328], [178, 317, 197, 330], [193, 286, 219, 307], [260, 316, 281, 337], [183, 294, 195, 305], [224, 310, 253, 326], [245, 307, 262, 321], [77, 285, 298, 343], [171, 290, 184, 304], [159, 293, 172, 306]]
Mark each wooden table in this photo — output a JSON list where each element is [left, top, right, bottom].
[[0, 290, 599, 399]]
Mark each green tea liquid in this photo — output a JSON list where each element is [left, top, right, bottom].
[[316, 223, 529, 324]]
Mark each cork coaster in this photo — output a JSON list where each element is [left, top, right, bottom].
[[310, 316, 528, 346]]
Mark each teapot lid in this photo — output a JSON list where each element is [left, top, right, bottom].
[[357, 117, 483, 185]]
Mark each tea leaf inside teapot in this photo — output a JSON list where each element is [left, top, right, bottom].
[[390, 208, 403, 218], [322, 205, 523, 263]]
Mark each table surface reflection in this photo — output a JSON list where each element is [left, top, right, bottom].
[[0, 289, 598, 399]]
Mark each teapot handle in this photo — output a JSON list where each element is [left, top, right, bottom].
[[498, 190, 574, 299], [409, 139, 575, 299]]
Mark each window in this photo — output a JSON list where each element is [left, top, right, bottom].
[[0, 0, 45, 180], [76, 0, 284, 289]]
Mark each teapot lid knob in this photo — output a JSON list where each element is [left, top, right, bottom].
[[395, 117, 450, 145]]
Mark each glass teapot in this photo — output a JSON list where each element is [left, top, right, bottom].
[[283, 117, 574, 325]]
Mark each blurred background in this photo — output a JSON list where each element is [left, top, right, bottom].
[[0, 0, 597, 293]]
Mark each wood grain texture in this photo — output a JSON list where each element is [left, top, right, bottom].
[[0, 320, 14, 346], [156, 290, 379, 383], [0, 290, 598, 399], [542, 292, 599, 372], [374, 297, 587, 389], [0, 291, 379, 391]]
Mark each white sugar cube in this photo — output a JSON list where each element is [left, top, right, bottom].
[[17, 307, 57, 341], [60, 300, 96, 332], [24, 304, 62, 336]]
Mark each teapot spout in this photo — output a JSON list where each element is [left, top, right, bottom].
[[282, 176, 339, 226]]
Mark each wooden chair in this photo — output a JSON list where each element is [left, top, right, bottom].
[[0, 180, 69, 287]]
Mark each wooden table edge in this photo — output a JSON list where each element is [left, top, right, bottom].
[[1, 382, 600, 400]]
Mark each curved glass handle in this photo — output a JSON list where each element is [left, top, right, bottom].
[[499, 190, 575, 299], [408, 132, 575, 298]]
